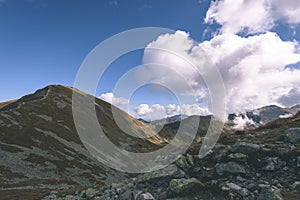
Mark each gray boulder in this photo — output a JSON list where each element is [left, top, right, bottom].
[[230, 142, 260, 154], [257, 187, 283, 200], [215, 162, 246, 175], [262, 157, 285, 171], [136, 192, 155, 200], [136, 164, 185, 183], [169, 178, 204, 194], [284, 128, 300, 143], [175, 154, 194, 172]]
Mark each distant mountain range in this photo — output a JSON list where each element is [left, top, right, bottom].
[[227, 105, 299, 129], [0, 85, 299, 199], [140, 114, 189, 125], [140, 104, 299, 130]]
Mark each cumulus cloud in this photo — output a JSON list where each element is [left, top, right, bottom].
[[130, 0, 300, 120], [199, 32, 300, 113], [205, 0, 300, 34], [271, 0, 300, 24], [99, 93, 129, 106], [140, 31, 212, 103], [140, 30, 300, 114], [134, 103, 211, 121], [278, 87, 300, 107], [232, 115, 255, 130]]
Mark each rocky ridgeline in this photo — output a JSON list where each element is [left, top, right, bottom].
[[43, 128, 300, 200]]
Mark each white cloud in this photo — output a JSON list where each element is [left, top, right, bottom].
[[232, 115, 255, 130], [133, 0, 300, 118], [271, 0, 300, 24], [134, 103, 211, 121], [199, 32, 300, 113], [134, 104, 166, 121], [205, 0, 300, 34], [99, 92, 129, 106], [140, 31, 210, 99], [278, 87, 300, 107], [134, 104, 150, 116], [205, 0, 273, 34], [140, 31, 300, 114], [180, 104, 211, 116]]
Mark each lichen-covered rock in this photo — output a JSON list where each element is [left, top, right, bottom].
[[175, 155, 193, 172], [257, 187, 283, 200], [169, 178, 204, 194], [284, 128, 300, 143], [215, 162, 246, 175], [228, 153, 248, 160], [186, 154, 194, 166], [230, 142, 260, 154]]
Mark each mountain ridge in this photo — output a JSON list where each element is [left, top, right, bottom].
[[0, 85, 167, 199], [1, 85, 299, 199]]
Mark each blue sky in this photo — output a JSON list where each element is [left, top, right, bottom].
[[1, 0, 300, 120], [0, 0, 211, 102]]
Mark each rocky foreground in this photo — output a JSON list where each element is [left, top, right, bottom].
[[0, 85, 299, 200], [43, 114, 300, 200]]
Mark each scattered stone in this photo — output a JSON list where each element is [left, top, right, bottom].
[[223, 182, 249, 197], [121, 190, 134, 199], [228, 153, 248, 160], [230, 142, 260, 154], [221, 185, 230, 191], [136, 192, 155, 200], [42, 193, 58, 200], [137, 164, 185, 183], [226, 182, 242, 191], [215, 162, 246, 175], [258, 184, 271, 189], [284, 128, 300, 143], [247, 183, 258, 191], [169, 178, 204, 194], [65, 195, 77, 200], [186, 154, 194, 166], [291, 181, 300, 190], [257, 186, 283, 200], [236, 175, 245, 182], [84, 188, 99, 198], [262, 157, 285, 171], [239, 188, 249, 197]]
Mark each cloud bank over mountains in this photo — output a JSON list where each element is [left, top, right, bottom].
[[134, 103, 211, 121], [101, 0, 300, 120]]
